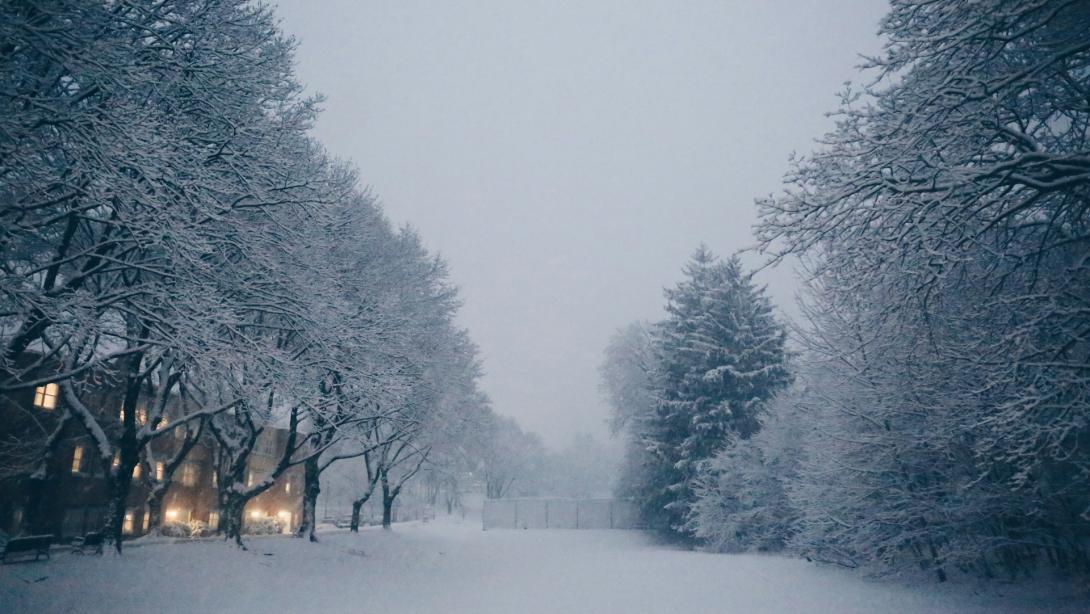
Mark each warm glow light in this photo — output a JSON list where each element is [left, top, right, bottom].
[[33, 383, 58, 409], [165, 508, 179, 520], [250, 510, 263, 519], [277, 510, 291, 519], [70, 446, 84, 474]]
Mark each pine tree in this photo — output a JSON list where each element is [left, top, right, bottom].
[[636, 246, 791, 535]]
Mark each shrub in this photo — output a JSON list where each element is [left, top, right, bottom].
[[244, 517, 284, 535], [160, 521, 192, 538]]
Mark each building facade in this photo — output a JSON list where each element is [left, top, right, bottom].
[[0, 371, 304, 540]]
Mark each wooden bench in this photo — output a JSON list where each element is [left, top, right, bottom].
[[71, 531, 105, 555], [0, 534, 54, 564]]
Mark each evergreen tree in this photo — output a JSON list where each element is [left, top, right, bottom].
[[636, 246, 791, 535]]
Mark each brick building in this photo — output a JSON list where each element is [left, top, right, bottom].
[[0, 366, 304, 540]]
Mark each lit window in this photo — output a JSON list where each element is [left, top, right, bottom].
[[208, 511, 219, 528], [247, 471, 254, 487], [33, 383, 59, 410], [71, 446, 84, 474], [250, 509, 263, 519], [123, 512, 134, 534], [112, 452, 120, 470], [181, 463, 196, 487], [285, 479, 291, 494], [133, 463, 142, 479], [165, 508, 179, 521], [121, 407, 148, 425], [211, 472, 218, 488], [155, 462, 164, 481], [143, 509, 150, 532]]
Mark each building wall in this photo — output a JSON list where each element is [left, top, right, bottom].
[[0, 369, 304, 540]]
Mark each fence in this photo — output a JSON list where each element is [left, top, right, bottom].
[[482, 498, 640, 530]]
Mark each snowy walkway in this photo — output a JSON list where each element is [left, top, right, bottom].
[[0, 518, 1079, 613]]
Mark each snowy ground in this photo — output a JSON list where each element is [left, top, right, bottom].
[[1, 517, 1083, 613]]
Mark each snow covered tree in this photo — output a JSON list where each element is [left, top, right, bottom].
[[756, 0, 1090, 579], [625, 247, 792, 536], [600, 322, 664, 519], [686, 387, 806, 553], [481, 415, 550, 499], [0, 0, 351, 550]]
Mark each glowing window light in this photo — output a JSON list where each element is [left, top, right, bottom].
[[165, 508, 179, 521], [33, 383, 59, 409], [250, 509, 263, 519], [71, 446, 84, 474]]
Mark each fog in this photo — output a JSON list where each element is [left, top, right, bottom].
[[273, 0, 887, 447]]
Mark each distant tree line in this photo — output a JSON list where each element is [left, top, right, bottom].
[[603, 0, 1090, 582]]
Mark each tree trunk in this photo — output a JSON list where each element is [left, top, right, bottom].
[[25, 412, 71, 535], [221, 493, 247, 548], [146, 492, 164, 533], [381, 473, 393, 529], [350, 500, 364, 532], [103, 439, 140, 553], [102, 349, 146, 552], [296, 457, 320, 542], [104, 470, 131, 553], [382, 496, 393, 529]]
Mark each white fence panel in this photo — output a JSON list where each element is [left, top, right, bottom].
[[483, 498, 639, 530], [482, 499, 517, 529], [576, 499, 612, 529], [547, 499, 578, 528], [609, 499, 639, 529], [518, 499, 548, 529]]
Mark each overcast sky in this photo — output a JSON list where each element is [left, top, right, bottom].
[[273, 0, 888, 448]]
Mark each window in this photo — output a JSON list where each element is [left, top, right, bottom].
[[285, 479, 292, 495], [122, 512, 134, 535], [11, 507, 24, 533], [33, 383, 59, 410], [208, 511, 219, 529], [247, 471, 254, 487], [142, 508, 150, 532], [112, 452, 120, 470], [155, 462, 164, 481], [119, 407, 147, 425], [133, 463, 142, 479], [71, 446, 84, 474], [277, 510, 292, 534], [181, 463, 197, 487], [211, 471, 218, 488]]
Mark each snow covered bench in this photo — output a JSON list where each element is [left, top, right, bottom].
[[71, 531, 105, 555], [1, 534, 54, 564]]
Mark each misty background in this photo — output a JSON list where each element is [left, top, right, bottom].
[[274, 0, 887, 448]]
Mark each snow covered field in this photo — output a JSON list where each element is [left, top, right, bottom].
[[1, 517, 1082, 613]]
